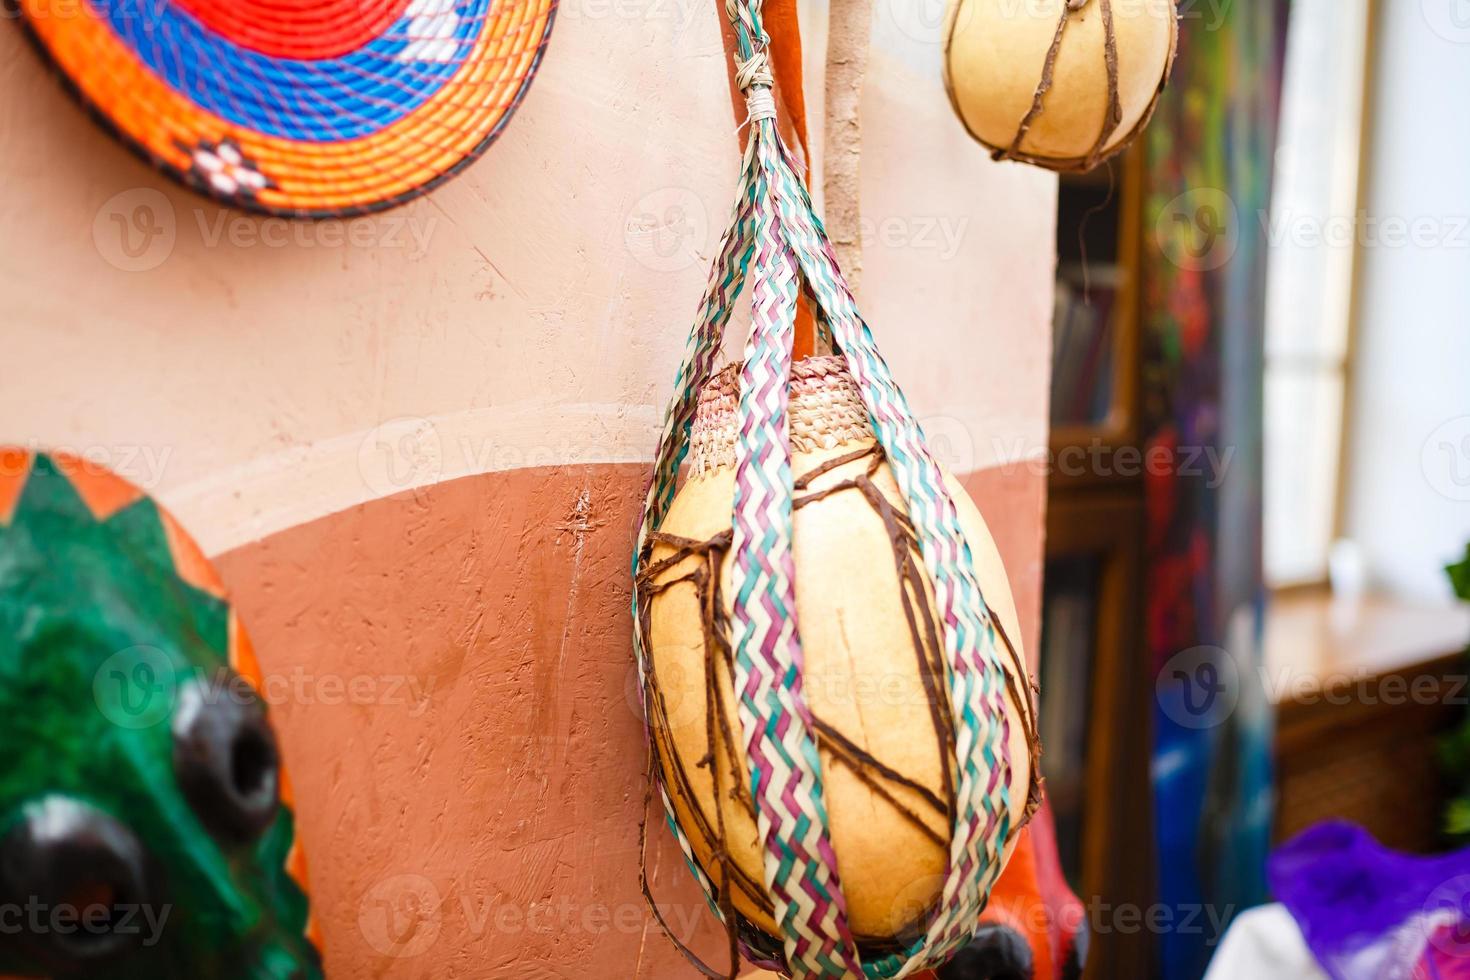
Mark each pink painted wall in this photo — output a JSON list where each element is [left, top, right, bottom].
[[0, 0, 1056, 973]]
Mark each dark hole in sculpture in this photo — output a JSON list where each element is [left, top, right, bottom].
[[173, 671, 280, 842], [231, 727, 275, 801], [0, 797, 153, 966]]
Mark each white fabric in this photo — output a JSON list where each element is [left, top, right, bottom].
[[1204, 904, 1329, 980]]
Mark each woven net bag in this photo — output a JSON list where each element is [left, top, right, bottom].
[[631, 1, 1042, 975]]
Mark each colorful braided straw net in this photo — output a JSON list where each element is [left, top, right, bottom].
[[629, 0, 1038, 974], [15, 0, 556, 215]]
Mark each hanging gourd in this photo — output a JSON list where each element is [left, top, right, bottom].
[[631, 0, 1041, 975], [943, 0, 1178, 172]]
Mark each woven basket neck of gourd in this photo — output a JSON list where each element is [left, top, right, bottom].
[[689, 355, 873, 476]]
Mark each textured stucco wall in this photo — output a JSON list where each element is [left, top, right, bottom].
[[0, 0, 1055, 973]]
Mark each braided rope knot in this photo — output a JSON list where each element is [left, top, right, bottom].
[[733, 47, 773, 91], [724, 0, 772, 93]]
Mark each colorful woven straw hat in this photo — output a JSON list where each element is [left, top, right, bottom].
[[15, 0, 556, 215]]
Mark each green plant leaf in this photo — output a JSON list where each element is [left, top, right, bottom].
[[1447, 797, 1470, 836], [1447, 542, 1470, 601]]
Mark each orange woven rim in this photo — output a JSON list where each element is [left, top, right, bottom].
[[16, 0, 557, 216]]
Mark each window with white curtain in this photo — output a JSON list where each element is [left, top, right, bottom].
[[1262, 0, 1374, 587]]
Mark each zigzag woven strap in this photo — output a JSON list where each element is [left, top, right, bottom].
[[633, 143, 859, 979], [641, 143, 759, 529], [632, 0, 1014, 972], [725, 120, 865, 978], [634, 137, 759, 941], [764, 131, 1016, 974]]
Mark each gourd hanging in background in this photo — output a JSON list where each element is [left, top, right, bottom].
[[944, 0, 1178, 172]]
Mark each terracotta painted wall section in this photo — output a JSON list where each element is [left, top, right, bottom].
[[0, 0, 1055, 973]]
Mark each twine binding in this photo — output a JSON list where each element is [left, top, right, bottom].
[[940, 0, 1179, 173], [645, 356, 1045, 944]]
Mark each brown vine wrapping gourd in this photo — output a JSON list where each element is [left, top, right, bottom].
[[639, 358, 1041, 946], [943, 0, 1178, 172]]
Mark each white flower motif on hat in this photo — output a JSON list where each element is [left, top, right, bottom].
[[185, 139, 273, 201], [398, 0, 462, 63]]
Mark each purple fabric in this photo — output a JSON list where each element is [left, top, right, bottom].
[[1270, 821, 1470, 979]]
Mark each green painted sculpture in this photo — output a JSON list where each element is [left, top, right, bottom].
[[0, 450, 321, 978]]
